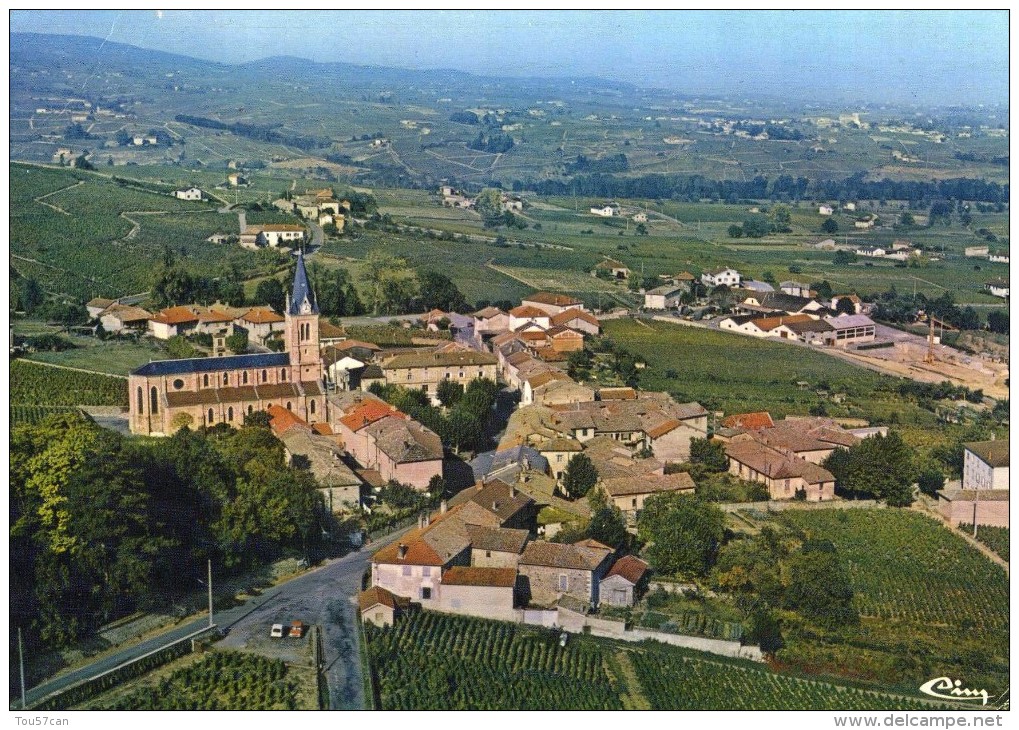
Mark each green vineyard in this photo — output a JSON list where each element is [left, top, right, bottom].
[[365, 611, 621, 710], [11, 360, 128, 412], [365, 611, 958, 711], [101, 651, 300, 710], [963, 524, 1009, 563]]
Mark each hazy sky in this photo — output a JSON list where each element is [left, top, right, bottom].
[[9, 10, 1009, 105]]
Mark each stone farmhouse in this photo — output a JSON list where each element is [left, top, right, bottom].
[[239, 224, 306, 249]]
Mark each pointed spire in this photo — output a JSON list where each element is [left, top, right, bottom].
[[288, 251, 319, 315]]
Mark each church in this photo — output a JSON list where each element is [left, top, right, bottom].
[[129, 253, 326, 436]]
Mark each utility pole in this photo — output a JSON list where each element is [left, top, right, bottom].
[[18, 627, 26, 709], [207, 559, 214, 628]]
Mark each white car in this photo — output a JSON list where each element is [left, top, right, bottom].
[[270, 624, 285, 638]]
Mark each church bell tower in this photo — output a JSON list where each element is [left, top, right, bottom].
[[284, 252, 322, 382]]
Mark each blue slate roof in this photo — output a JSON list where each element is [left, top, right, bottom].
[[288, 252, 319, 315], [469, 444, 549, 481], [132, 352, 290, 377]]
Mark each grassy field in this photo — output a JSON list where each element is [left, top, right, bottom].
[[21, 333, 169, 376], [600, 317, 935, 424], [772, 509, 1009, 694], [365, 610, 962, 710]]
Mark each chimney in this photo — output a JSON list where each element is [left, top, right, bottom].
[[397, 543, 408, 559], [440, 500, 447, 514]]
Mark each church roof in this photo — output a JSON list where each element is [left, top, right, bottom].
[[132, 352, 290, 377], [288, 252, 319, 315]]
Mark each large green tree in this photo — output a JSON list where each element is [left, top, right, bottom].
[[783, 540, 859, 629], [637, 493, 725, 577], [822, 432, 917, 505], [562, 453, 598, 499]]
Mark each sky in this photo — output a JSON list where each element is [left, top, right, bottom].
[[9, 9, 1010, 106]]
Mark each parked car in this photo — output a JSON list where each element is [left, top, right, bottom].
[[289, 620, 306, 638], [270, 624, 285, 638]]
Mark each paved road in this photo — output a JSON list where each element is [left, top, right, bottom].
[[20, 539, 402, 710]]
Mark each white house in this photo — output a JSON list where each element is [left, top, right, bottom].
[[590, 205, 617, 217], [855, 246, 886, 257], [701, 267, 741, 288], [818, 205, 834, 215], [962, 440, 1009, 491], [239, 225, 305, 249], [823, 314, 877, 346], [779, 281, 812, 298], [173, 187, 203, 201], [989, 252, 1010, 264], [843, 202, 857, 211], [985, 279, 1009, 299], [965, 245, 990, 258], [644, 286, 684, 310]]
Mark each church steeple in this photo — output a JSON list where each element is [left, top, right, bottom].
[[288, 251, 319, 315], [284, 251, 322, 382]]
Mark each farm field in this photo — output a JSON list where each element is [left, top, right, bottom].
[[10, 163, 267, 300], [11, 359, 129, 407], [772, 509, 1009, 695], [21, 334, 169, 376], [95, 651, 312, 710], [600, 318, 935, 424], [364, 610, 962, 710], [963, 524, 1010, 563]]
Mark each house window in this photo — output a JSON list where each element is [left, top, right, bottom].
[[137, 386, 143, 414], [248, 405, 253, 415], [784, 479, 791, 492], [286, 402, 292, 411], [558, 575, 568, 591], [485, 551, 492, 558], [150, 386, 159, 414], [223, 372, 229, 386], [420, 587, 432, 600], [632, 498, 638, 508], [228, 406, 234, 422], [262, 369, 267, 383], [422, 567, 431, 577], [242, 371, 248, 384], [374, 611, 383, 623], [203, 374, 209, 387], [310, 400, 316, 415], [407, 372, 412, 381], [556, 454, 563, 463], [208, 408, 214, 424], [402, 565, 413, 576]]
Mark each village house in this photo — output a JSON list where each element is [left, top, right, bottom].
[[550, 308, 600, 336], [239, 224, 306, 249], [518, 540, 614, 608], [784, 318, 836, 345], [989, 251, 1009, 264], [99, 303, 152, 334], [854, 245, 886, 257], [330, 391, 443, 490], [598, 472, 695, 522], [818, 205, 834, 215], [830, 294, 864, 315], [521, 292, 585, 317], [508, 305, 552, 331], [724, 440, 836, 501], [358, 586, 409, 628], [531, 378, 597, 408], [599, 555, 650, 608], [379, 349, 498, 404], [473, 306, 510, 340], [267, 404, 361, 511], [728, 417, 859, 464], [148, 306, 201, 340], [779, 281, 813, 298], [129, 255, 326, 435], [644, 285, 685, 310], [466, 525, 531, 569], [232, 306, 285, 344], [962, 440, 1009, 491], [593, 258, 631, 280], [985, 278, 1009, 299], [701, 267, 742, 288], [965, 245, 990, 258], [590, 204, 617, 217], [86, 297, 116, 319], [436, 567, 519, 621], [322, 351, 365, 392], [718, 313, 817, 340], [720, 411, 775, 430], [173, 187, 203, 201]]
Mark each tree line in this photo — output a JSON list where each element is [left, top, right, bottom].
[[173, 114, 329, 152], [11, 413, 327, 649], [522, 171, 1008, 205]]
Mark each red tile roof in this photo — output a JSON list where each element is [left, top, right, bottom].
[[241, 307, 285, 324], [509, 305, 548, 318], [604, 555, 649, 585], [338, 400, 405, 432], [267, 403, 307, 436], [550, 309, 599, 327], [152, 306, 202, 325], [523, 292, 582, 307], [358, 586, 399, 611], [441, 566, 517, 588], [721, 412, 775, 430]]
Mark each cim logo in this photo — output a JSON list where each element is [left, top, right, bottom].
[[919, 677, 990, 705]]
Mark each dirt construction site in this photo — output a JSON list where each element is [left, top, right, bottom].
[[830, 324, 1009, 400]]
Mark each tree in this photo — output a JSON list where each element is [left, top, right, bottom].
[[727, 224, 743, 238], [562, 453, 598, 499], [473, 188, 504, 221], [835, 297, 857, 315], [226, 330, 248, 354], [833, 250, 857, 266], [418, 271, 468, 313], [821, 217, 839, 234], [917, 467, 946, 497], [742, 214, 772, 238], [689, 437, 729, 473], [987, 310, 1009, 334], [435, 379, 464, 408], [586, 506, 629, 550], [783, 540, 858, 629], [810, 280, 833, 300], [822, 432, 917, 505], [169, 412, 195, 434], [637, 494, 725, 577], [20, 277, 44, 313], [363, 251, 419, 315], [770, 204, 792, 233], [254, 278, 286, 313]]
